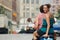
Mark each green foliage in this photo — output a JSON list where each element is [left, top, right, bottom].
[[57, 9, 60, 20], [0, 6, 5, 14]]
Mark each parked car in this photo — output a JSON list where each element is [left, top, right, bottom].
[[53, 20, 60, 36]]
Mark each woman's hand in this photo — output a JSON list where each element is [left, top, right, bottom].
[[43, 34, 48, 37]]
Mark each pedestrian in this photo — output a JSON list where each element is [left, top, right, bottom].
[[26, 18, 35, 33], [33, 4, 56, 40]]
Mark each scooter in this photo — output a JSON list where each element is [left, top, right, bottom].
[[32, 35, 54, 40], [39, 35, 54, 40]]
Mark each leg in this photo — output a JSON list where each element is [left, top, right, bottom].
[[54, 32, 56, 40], [33, 31, 39, 40]]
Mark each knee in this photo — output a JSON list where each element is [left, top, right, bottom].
[[54, 32, 56, 37], [33, 31, 38, 36]]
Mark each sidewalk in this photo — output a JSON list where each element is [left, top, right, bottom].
[[0, 34, 60, 40], [0, 34, 32, 40]]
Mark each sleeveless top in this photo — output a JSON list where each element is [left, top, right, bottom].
[[40, 18, 55, 33], [37, 13, 55, 33]]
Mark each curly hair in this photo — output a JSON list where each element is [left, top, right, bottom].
[[39, 4, 51, 13]]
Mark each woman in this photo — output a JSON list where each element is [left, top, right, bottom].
[[33, 4, 55, 40]]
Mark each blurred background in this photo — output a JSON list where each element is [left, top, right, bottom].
[[0, 0, 60, 40]]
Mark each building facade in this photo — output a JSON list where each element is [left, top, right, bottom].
[[0, 0, 60, 33], [16, 0, 60, 30], [51, 0, 60, 17], [0, 0, 12, 19], [1, 0, 60, 32], [16, 0, 41, 29], [16, 0, 40, 23]]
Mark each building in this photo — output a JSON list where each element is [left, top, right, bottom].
[[0, 0, 2, 3], [16, 0, 60, 29], [0, 0, 12, 27], [0, 0, 13, 33], [1, 0, 60, 32], [51, 0, 60, 17], [0, 0, 12, 19], [53, 0, 60, 5], [16, 0, 41, 29], [17, 0, 41, 23]]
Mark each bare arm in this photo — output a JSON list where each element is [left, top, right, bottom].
[[45, 14, 50, 35], [34, 17, 38, 30]]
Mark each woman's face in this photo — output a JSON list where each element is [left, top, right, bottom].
[[43, 5, 49, 13]]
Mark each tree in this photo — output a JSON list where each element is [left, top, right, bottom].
[[0, 6, 5, 14], [57, 9, 60, 20]]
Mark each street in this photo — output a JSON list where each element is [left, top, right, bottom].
[[0, 34, 60, 40], [0, 0, 60, 40]]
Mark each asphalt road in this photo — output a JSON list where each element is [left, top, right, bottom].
[[0, 34, 60, 40]]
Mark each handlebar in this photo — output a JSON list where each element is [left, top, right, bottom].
[[40, 35, 53, 38]]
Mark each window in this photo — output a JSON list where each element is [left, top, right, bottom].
[[20, 18, 25, 24], [31, 0, 34, 4], [52, 5, 55, 8], [36, 8, 38, 10], [25, 12, 30, 18], [36, 0, 39, 4], [56, 1, 59, 4], [26, 0, 29, 4], [23, 12, 25, 17], [56, 0, 59, 4], [31, 6, 34, 11], [26, 7, 29, 10], [52, 9, 55, 12], [56, 0, 59, 1], [23, 6, 25, 10], [36, 7, 39, 11], [20, 12, 25, 18], [31, 13, 35, 18], [23, 0, 25, 3]]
